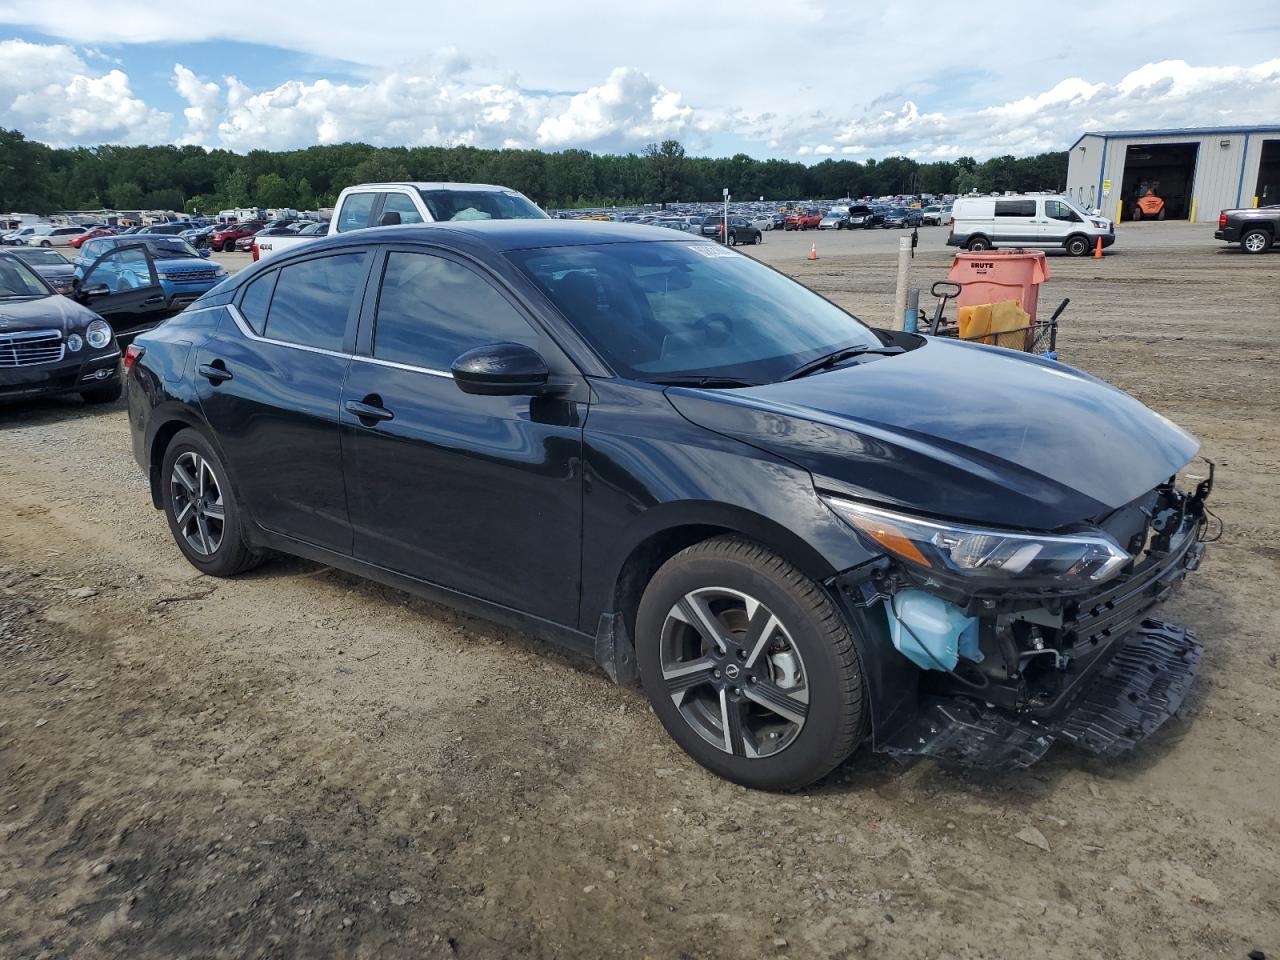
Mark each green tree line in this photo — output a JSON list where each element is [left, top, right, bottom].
[[0, 129, 1067, 214]]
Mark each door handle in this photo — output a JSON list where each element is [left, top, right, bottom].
[[143, 295, 166, 305], [345, 397, 394, 423], [198, 361, 232, 384]]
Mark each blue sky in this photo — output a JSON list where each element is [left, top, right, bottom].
[[0, 1, 1277, 159]]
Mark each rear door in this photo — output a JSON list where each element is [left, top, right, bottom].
[[340, 245, 587, 625], [75, 243, 167, 329], [195, 249, 373, 553]]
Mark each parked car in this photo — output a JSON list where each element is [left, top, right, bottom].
[[139, 222, 196, 236], [948, 195, 1114, 256], [208, 221, 266, 253], [818, 210, 849, 230], [75, 236, 228, 313], [1214, 205, 1279, 254], [920, 206, 944, 225], [882, 207, 922, 229], [722, 216, 762, 245], [845, 205, 881, 229], [2, 226, 41, 245], [746, 214, 774, 232], [0, 248, 159, 405], [28, 225, 88, 248], [7, 247, 77, 294], [69, 226, 117, 248], [126, 219, 1211, 790], [255, 181, 547, 261]]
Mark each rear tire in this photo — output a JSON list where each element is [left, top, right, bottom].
[[754, 231, 762, 245], [1241, 229, 1272, 254], [636, 536, 866, 791], [966, 236, 991, 251], [161, 428, 264, 578]]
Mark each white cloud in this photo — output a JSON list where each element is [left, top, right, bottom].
[[535, 68, 693, 147], [0, 39, 168, 145], [173, 64, 220, 146]]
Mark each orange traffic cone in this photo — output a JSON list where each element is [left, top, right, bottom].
[[808, 242, 818, 261], [1093, 236, 1103, 259]]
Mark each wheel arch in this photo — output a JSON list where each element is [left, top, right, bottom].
[[145, 410, 217, 509], [1064, 232, 1092, 253]]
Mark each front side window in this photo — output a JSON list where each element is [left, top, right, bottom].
[[510, 240, 880, 383], [1044, 200, 1082, 223], [83, 247, 155, 294], [0, 257, 50, 298], [335, 193, 376, 233], [263, 253, 367, 352], [372, 252, 538, 370], [417, 189, 547, 222], [380, 193, 424, 224]]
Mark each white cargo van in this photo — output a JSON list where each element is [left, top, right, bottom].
[[254, 182, 546, 260], [947, 195, 1114, 256]]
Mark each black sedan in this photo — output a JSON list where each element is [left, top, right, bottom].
[[7, 247, 77, 295], [126, 221, 1210, 790], [0, 252, 130, 404]]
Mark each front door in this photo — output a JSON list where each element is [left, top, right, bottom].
[[341, 247, 586, 625], [195, 250, 372, 553], [75, 244, 167, 332]]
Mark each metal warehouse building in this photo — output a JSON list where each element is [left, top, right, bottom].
[[1065, 125, 1280, 223]]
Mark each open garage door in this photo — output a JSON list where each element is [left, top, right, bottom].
[[1255, 139, 1280, 207], [1119, 142, 1198, 221]]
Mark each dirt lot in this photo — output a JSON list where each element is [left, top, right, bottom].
[[2, 222, 1278, 960]]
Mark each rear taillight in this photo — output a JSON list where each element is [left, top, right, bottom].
[[1218, 212, 1227, 228], [252, 241, 260, 262], [123, 343, 145, 370]]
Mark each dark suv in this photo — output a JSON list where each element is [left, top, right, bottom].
[[126, 220, 1210, 790], [1214, 205, 1278, 253]]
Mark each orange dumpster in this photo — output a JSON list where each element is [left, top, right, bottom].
[[947, 249, 1050, 324]]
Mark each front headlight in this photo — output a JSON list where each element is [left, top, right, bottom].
[[822, 496, 1131, 589], [66, 333, 83, 352], [85, 318, 113, 349], [1090, 219, 1107, 229]]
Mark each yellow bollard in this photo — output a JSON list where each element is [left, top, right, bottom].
[[1189, 198, 1197, 223], [1116, 200, 1123, 222]]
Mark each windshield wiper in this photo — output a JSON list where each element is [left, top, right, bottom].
[[646, 375, 760, 389], [784, 345, 903, 381]]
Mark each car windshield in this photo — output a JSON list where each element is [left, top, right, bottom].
[[509, 240, 880, 384], [418, 189, 547, 222], [0, 256, 51, 298], [13, 249, 69, 266], [137, 238, 201, 259]]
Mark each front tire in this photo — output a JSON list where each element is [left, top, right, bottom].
[[1066, 235, 1091, 257], [1241, 229, 1272, 254], [636, 536, 866, 791], [161, 428, 264, 577]]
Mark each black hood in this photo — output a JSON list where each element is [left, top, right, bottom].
[[0, 295, 99, 335], [666, 338, 1199, 530]]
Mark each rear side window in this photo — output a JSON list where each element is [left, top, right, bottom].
[[335, 192, 376, 233], [380, 192, 425, 225], [238, 270, 277, 335], [995, 200, 1037, 218], [372, 252, 538, 370], [263, 253, 367, 352]]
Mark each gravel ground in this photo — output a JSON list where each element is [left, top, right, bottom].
[[1, 221, 1277, 960]]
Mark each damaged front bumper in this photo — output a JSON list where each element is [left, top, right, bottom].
[[841, 474, 1212, 769]]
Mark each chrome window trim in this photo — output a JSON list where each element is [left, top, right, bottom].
[[225, 303, 350, 361], [350, 354, 451, 379]]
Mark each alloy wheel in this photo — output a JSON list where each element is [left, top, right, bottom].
[[170, 451, 225, 556], [1244, 232, 1268, 253], [659, 587, 809, 758]]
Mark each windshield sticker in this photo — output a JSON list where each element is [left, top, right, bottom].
[[687, 244, 736, 259]]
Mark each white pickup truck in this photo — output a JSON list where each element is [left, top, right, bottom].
[[253, 181, 547, 260]]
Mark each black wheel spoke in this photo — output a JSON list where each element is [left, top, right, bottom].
[[742, 604, 781, 668], [744, 678, 808, 725], [673, 594, 729, 653], [662, 656, 717, 700], [720, 689, 749, 757]]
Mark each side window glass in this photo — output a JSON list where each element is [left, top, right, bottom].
[[995, 200, 1036, 218], [1046, 200, 1081, 223], [380, 193, 424, 225], [238, 270, 277, 335], [373, 252, 538, 370], [263, 253, 367, 352], [335, 193, 375, 233], [84, 247, 155, 294]]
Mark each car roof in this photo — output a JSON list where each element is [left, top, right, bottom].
[[274, 219, 711, 257], [341, 182, 521, 193]]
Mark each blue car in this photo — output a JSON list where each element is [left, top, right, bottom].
[[75, 236, 229, 313]]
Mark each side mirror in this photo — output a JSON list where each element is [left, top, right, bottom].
[[378, 211, 402, 226], [80, 282, 110, 298], [200, 248, 211, 258], [451, 342, 550, 396]]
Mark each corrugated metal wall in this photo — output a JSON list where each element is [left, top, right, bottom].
[[1066, 130, 1278, 221]]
